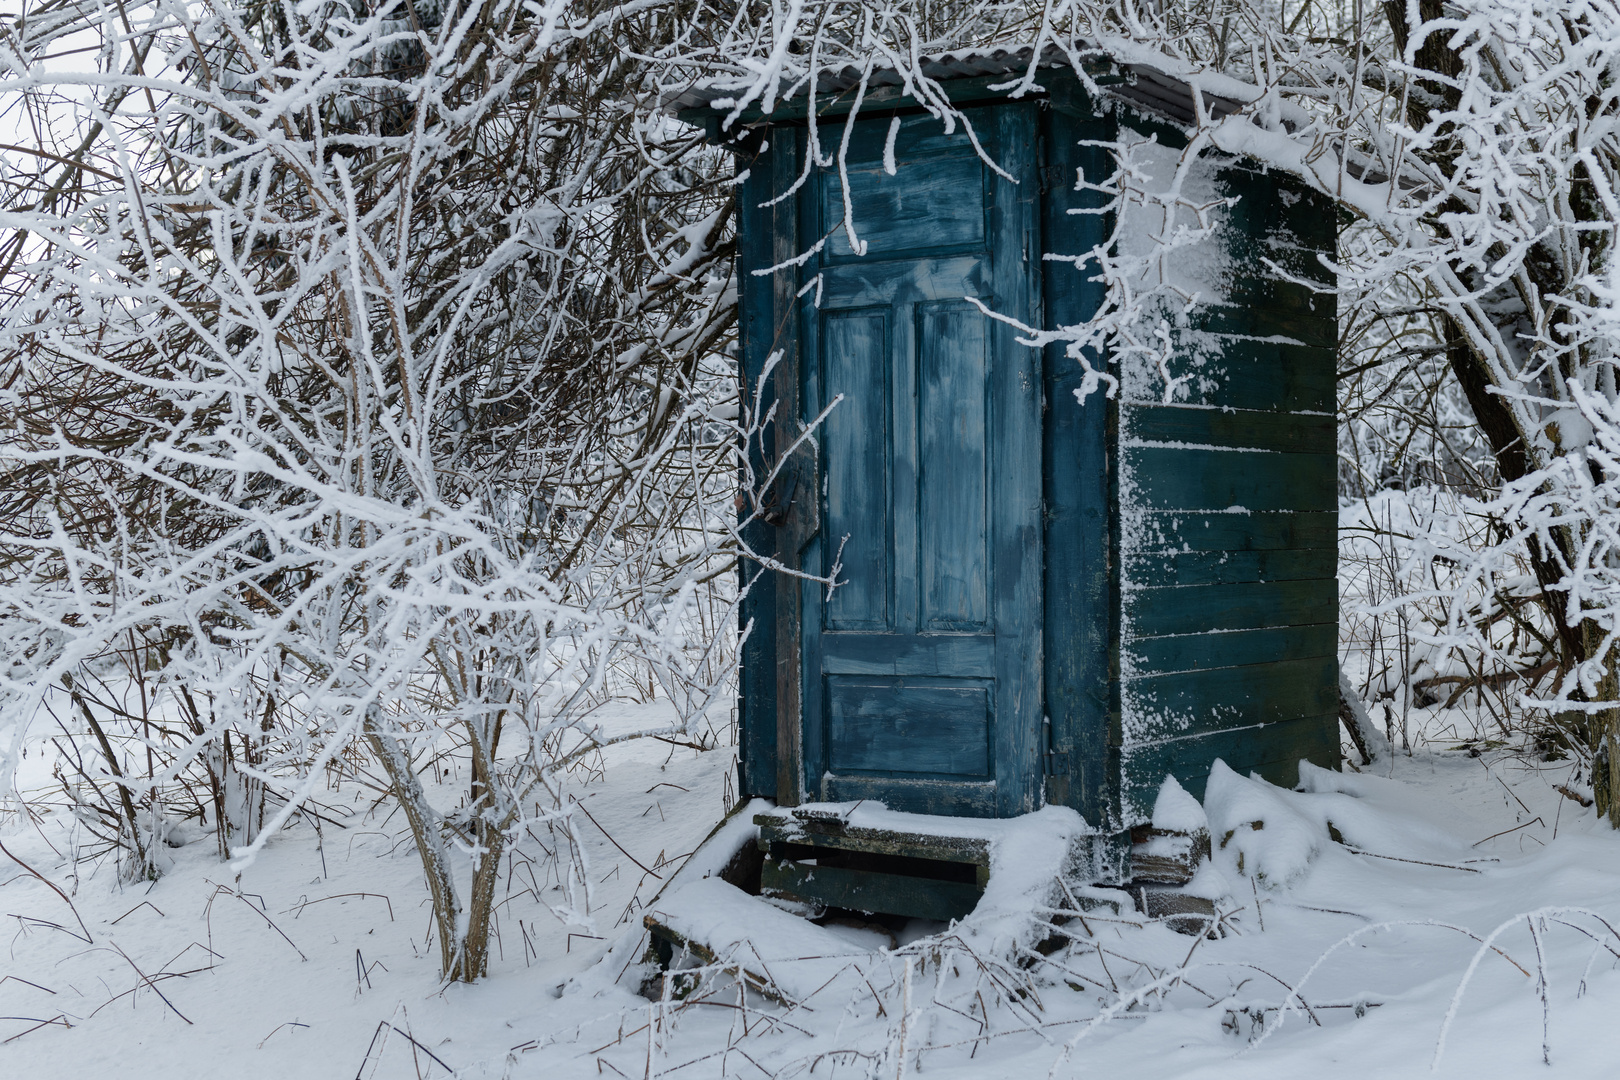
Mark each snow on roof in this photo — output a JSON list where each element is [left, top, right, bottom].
[[662, 40, 1253, 131]]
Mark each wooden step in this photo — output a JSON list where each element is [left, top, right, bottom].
[[753, 804, 1125, 922]]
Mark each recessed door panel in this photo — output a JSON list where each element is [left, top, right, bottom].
[[820, 151, 987, 260], [919, 302, 991, 631], [821, 310, 891, 631], [826, 676, 991, 777]]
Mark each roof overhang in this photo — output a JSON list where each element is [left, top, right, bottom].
[[663, 41, 1253, 140]]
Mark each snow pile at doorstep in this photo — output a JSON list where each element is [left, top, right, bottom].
[[1150, 773, 1208, 833], [637, 801, 1096, 984], [1206, 758, 1477, 888], [785, 801, 1099, 954], [643, 878, 869, 1000]]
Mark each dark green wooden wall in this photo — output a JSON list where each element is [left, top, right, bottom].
[[1112, 150, 1340, 822]]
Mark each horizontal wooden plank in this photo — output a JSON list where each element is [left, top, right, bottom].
[[816, 255, 991, 308], [1136, 338, 1335, 413], [1202, 339, 1335, 413], [821, 149, 986, 261], [821, 634, 996, 676], [1191, 303, 1335, 350], [761, 859, 982, 921], [1225, 272, 1337, 320], [1119, 712, 1341, 820], [1124, 547, 1338, 588], [1125, 623, 1338, 676], [1123, 404, 1335, 455], [818, 775, 998, 817], [1124, 578, 1338, 637], [1215, 165, 1339, 252], [755, 818, 989, 866], [1123, 446, 1338, 512], [1123, 655, 1339, 742], [1126, 510, 1337, 552]]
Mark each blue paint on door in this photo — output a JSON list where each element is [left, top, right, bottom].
[[797, 107, 1044, 817]]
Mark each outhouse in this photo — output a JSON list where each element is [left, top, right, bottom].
[[677, 46, 1339, 903]]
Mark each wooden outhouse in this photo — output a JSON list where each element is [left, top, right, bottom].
[[679, 47, 1339, 896]]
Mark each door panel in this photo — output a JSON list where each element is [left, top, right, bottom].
[[794, 106, 1042, 817], [918, 301, 991, 632], [821, 310, 892, 631], [821, 152, 988, 260], [827, 677, 992, 776]]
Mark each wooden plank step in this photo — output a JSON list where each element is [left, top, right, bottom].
[[752, 804, 1128, 922], [754, 806, 992, 866], [760, 859, 983, 922]]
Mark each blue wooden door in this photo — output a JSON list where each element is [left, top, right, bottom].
[[791, 106, 1043, 817]]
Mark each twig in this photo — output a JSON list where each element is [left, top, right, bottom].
[[292, 892, 395, 922], [0, 839, 93, 942], [354, 1020, 455, 1079], [112, 901, 166, 924], [208, 882, 307, 960], [8, 914, 92, 944], [258, 1021, 310, 1049], [1472, 818, 1545, 847], [1341, 847, 1482, 872], [571, 798, 660, 879], [2, 1015, 73, 1043], [1554, 785, 1593, 808], [110, 942, 192, 1025]]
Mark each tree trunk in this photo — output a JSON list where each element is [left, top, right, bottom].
[[1584, 625, 1620, 825], [363, 703, 511, 981], [363, 707, 467, 980]]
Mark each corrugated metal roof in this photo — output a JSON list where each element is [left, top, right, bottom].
[[663, 41, 1252, 131]]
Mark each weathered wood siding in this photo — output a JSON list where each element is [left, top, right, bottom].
[[1115, 150, 1340, 822]]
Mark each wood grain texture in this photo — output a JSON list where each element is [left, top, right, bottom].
[[794, 106, 1044, 817], [1128, 510, 1337, 552], [1124, 404, 1335, 455], [737, 138, 780, 798], [1160, 340, 1337, 413], [761, 858, 983, 921], [822, 150, 986, 260], [822, 309, 892, 631], [1040, 97, 1117, 825], [754, 812, 990, 864], [826, 677, 993, 777], [1119, 712, 1340, 816], [1123, 446, 1338, 512], [1123, 547, 1337, 587], [1123, 655, 1339, 741], [1124, 578, 1339, 638], [771, 126, 807, 806], [1124, 623, 1337, 675]]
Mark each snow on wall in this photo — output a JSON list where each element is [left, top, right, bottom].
[[1109, 123, 1331, 819]]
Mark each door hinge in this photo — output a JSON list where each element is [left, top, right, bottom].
[[1045, 751, 1070, 776]]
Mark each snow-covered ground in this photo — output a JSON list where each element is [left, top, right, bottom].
[[3, 710, 1619, 1079]]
